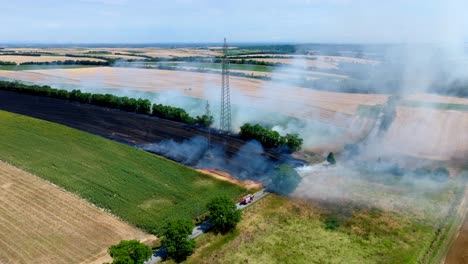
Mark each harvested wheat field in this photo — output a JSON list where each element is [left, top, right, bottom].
[[235, 54, 380, 65], [406, 93, 468, 105], [232, 55, 379, 70], [8, 67, 387, 126], [0, 55, 105, 64], [378, 106, 468, 161], [5, 47, 220, 58], [233, 57, 339, 69], [0, 161, 155, 264]]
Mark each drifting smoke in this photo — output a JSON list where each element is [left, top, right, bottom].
[[142, 136, 293, 184], [143, 136, 209, 165]]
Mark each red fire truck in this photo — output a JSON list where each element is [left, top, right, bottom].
[[240, 194, 255, 205]]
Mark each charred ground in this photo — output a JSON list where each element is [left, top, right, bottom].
[[0, 90, 302, 181]]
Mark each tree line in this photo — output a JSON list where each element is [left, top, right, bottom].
[[0, 61, 16, 66], [0, 80, 213, 127], [0, 52, 41, 56], [239, 123, 303, 152], [19, 60, 111, 66]]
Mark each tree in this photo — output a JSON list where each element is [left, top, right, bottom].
[[195, 114, 214, 127], [284, 133, 303, 151], [206, 196, 241, 233], [161, 219, 195, 263], [239, 123, 303, 152], [108, 240, 152, 264], [267, 164, 301, 195], [327, 152, 336, 165]]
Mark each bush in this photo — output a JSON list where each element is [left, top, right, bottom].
[[327, 152, 336, 165], [206, 196, 241, 233], [267, 164, 302, 195], [108, 240, 152, 264], [161, 219, 195, 263], [324, 216, 340, 231]]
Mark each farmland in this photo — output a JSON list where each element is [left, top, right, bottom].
[[0, 46, 467, 263], [377, 106, 468, 161], [186, 161, 466, 264], [0, 66, 388, 152], [0, 161, 155, 264], [2, 47, 221, 59], [187, 191, 460, 264], [0, 67, 387, 125], [0, 110, 245, 234], [0, 55, 105, 64]]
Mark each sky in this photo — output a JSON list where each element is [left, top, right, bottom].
[[0, 0, 467, 44]]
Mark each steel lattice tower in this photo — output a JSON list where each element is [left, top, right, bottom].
[[220, 38, 232, 132]]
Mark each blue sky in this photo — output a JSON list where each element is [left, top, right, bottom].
[[0, 0, 467, 44]]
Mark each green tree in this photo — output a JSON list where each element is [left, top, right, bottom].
[[195, 114, 214, 127], [284, 133, 303, 151], [206, 196, 241, 233], [161, 219, 195, 263], [327, 152, 336, 165], [108, 240, 152, 264], [267, 164, 301, 195]]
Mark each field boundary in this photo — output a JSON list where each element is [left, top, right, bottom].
[[421, 183, 468, 263]]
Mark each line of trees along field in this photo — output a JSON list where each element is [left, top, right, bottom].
[[0, 81, 304, 151], [0, 80, 212, 127], [20, 60, 110, 66]]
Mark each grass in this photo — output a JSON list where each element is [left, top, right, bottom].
[[400, 100, 468, 111], [185, 165, 466, 264], [0, 111, 245, 234], [187, 195, 441, 264], [0, 64, 100, 71]]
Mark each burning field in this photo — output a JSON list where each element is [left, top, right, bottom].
[[0, 67, 387, 152], [0, 161, 155, 264]]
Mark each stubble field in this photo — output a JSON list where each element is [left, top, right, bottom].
[[0, 161, 154, 264]]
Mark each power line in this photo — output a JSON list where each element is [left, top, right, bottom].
[[220, 37, 232, 132]]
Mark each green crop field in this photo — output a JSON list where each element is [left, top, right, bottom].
[[0, 111, 245, 234]]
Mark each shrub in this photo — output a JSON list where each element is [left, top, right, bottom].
[[327, 152, 336, 165]]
